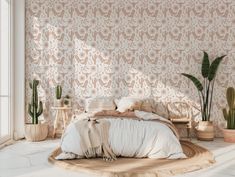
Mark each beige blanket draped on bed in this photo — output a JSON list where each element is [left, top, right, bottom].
[[75, 119, 117, 161]]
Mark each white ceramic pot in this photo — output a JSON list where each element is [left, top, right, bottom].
[[54, 99, 63, 107]]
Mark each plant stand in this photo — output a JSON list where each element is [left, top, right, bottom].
[[52, 106, 72, 138]]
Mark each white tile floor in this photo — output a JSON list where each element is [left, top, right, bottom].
[[0, 138, 235, 177]]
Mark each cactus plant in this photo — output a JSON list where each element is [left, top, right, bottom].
[[28, 79, 43, 124], [223, 87, 235, 129], [56, 85, 62, 99]]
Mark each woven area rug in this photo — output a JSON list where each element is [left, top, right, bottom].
[[48, 141, 215, 177]]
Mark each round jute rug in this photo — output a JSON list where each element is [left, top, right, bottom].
[[48, 141, 215, 177]]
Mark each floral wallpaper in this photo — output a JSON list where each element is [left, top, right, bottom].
[[25, 0, 235, 137]]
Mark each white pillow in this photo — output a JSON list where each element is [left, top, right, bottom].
[[85, 97, 116, 113], [115, 97, 142, 113]]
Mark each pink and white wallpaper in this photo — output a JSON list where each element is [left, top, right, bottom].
[[25, 0, 235, 136]]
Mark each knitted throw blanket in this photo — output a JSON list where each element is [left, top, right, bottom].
[[74, 118, 116, 161]]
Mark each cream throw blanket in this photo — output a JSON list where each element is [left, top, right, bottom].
[[75, 119, 117, 161]]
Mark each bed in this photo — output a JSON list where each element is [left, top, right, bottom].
[[55, 97, 186, 161]]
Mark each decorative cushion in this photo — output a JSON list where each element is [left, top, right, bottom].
[[151, 101, 169, 119], [114, 97, 142, 113], [85, 97, 116, 113], [166, 102, 191, 120], [94, 110, 136, 117], [133, 98, 155, 113]]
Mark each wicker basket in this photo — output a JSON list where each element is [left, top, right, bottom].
[[25, 123, 48, 142], [196, 121, 214, 141]]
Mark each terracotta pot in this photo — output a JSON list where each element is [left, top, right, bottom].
[[222, 128, 235, 143], [196, 121, 214, 141], [25, 123, 48, 142]]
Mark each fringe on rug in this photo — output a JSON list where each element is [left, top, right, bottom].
[[84, 145, 117, 161]]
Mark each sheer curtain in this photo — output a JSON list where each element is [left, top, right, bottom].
[[0, 0, 11, 144]]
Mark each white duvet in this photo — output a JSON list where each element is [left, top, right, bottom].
[[58, 111, 186, 160]]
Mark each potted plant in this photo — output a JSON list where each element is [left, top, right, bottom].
[[54, 85, 63, 107], [64, 95, 72, 107], [25, 79, 48, 142], [222, 87, 235, 143], [181, 51, 226, 141]]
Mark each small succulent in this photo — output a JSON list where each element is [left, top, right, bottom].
[[65, 95, 70, 99], [64, 100, 69, 105]]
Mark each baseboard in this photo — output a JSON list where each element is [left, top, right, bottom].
[[0, 139, 14, 149]]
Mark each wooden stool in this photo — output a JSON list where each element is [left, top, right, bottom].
[[52, 106, 72, 138], [171, 118, 192, 140]]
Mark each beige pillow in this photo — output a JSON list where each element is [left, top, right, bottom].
[[85, 97, 116, 113], [134, 98, 154, 112], [94, 110, 136, 117], [114, 97, 142, 113], [167, 102, 191, 120], [152, 101, 169, 119]]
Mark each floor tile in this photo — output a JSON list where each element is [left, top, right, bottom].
[[1, 138, 235, 177]]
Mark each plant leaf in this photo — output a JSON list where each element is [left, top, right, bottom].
[[181, 73, 203, 91], [208, 55, 226, 81], [201, 51, 210, 78]]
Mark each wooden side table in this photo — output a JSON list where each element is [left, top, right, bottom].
[[51, 106, 72, 138]]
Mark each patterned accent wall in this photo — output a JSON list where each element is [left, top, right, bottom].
[[25, 0, 235, 137]]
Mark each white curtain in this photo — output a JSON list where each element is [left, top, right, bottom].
[[13, 0, 25, 140]]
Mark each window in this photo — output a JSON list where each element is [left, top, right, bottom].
[[0, 0, 11, 144]]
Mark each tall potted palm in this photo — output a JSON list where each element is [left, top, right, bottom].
[[181, 51, 226, 141]]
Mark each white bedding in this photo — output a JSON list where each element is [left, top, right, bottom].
[[58, 111, 186, 160]]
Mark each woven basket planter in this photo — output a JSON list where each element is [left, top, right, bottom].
[[25, 123, 48, 142], [196, 121, 214, 141]]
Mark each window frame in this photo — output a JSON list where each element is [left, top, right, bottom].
[[13, 0, 25, 141], [0, 0, 13, 145]]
